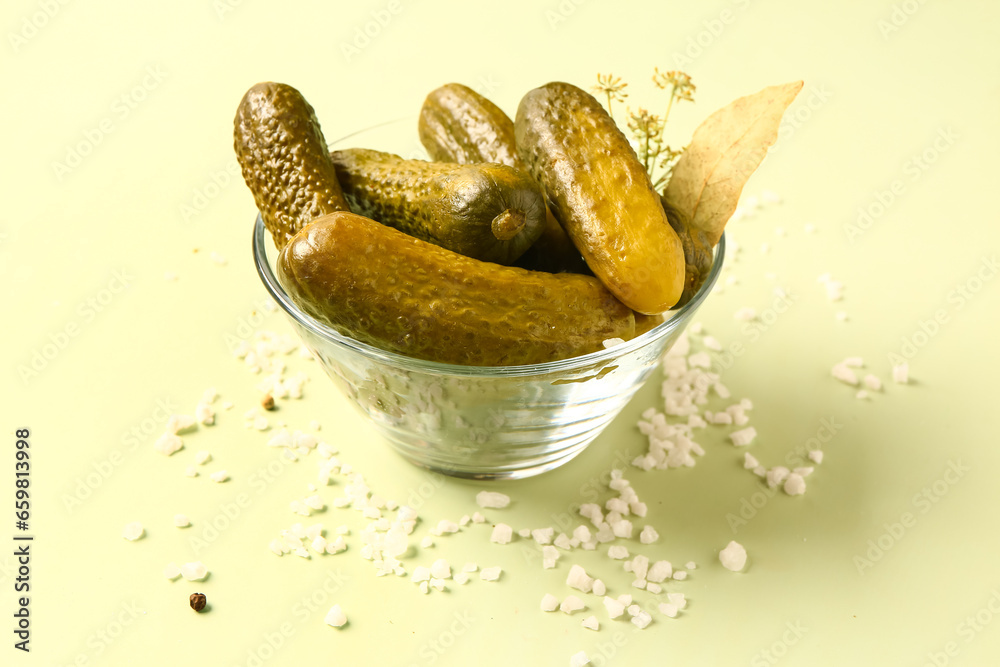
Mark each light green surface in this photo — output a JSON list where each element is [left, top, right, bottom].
[[4, 1, 999, 665]]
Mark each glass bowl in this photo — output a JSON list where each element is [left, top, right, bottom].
[[251, 122, 725, 480]]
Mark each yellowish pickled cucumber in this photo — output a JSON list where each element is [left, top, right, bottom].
[[277, 211, 635, 366], [515, 82, 686, 314], [234, 82, 349, 249]]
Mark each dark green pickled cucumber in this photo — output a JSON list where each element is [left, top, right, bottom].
[[278, 211, 635, 366], [234, 82, 349, 249], [328, 148, 545, 265], [418, 83, 588, 274], [660, 195, 714, 309], [515, 82, 685, 314]]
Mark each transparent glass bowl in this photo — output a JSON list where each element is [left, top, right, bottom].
[[254, 215, 724, 480], [250, 120, 725, 479]]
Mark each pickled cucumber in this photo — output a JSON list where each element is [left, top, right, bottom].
[[515, 82, 686, 314], [418, 83, 588, 274], [277, 211, 635, 366], [328, 148, 545, 265], [234, 82, 349, 250]]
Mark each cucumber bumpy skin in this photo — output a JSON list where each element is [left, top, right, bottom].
[[277, 211, 635, 366], [418, 83, 588, 274], [515, 82, 686, 314], [328, 148, 546, 266], [234, 81, 349, 250]]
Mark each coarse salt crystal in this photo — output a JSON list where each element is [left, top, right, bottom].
[[831, 362, 858, 386], [766, 466, 790, 488], [744, 453, 760, 469], [453, 572, 470, 585], [570, 651, 590, 667], [602, 338, 626, 349], [154, 433, 184, 456], [592, 579, 606, 596], [471, 512, 486, 523], [532, 527, 554, 544], [720, 541, 747, 572], [518, 528, 532, 538], [864, 374, 883, 391], [184, 466, 198, 478], [541, 593, 560, 612], [324, 605, 347, 628], [430, 559, 451, 580], [480, 566, 501, 582], [122, 522, 144, 541], [195, 403, 215, 426], [639, 525, 659, 544], [646, 583, 662, 594], [476, 491, 510, 509], [567, 564, 594, 593], [632, 579, 647, 590], [167, 415, 197, 435], [688, 352, 712, 369], [784, 473, 807, 496], [686, 561, 697, 570], [603, 596, 625, 619], [181, 561, 208, 581], [647, 560, 672, 583], [667, 593, 687, 609], [490, 523, 513, 544], [173, 514, 190, 528], [210, 470, 229, 483], [673, 570, 688, 581], [734, 307, 757, 321], [554, 533, 573, 550], [893, 362, 909, 384], [434, 519, 459, 535], [631, 610, 653, 629], [659, 603, 679, 618], [808, 450, 824, 464], [163, 563, 181, 580], [729, 427, 757, 447], [560, 595, 584, 613], [581, 615, 600, 631], [194, 450, 211, 465]]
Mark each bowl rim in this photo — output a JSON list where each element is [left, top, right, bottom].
[[253, 213, 725, 377]]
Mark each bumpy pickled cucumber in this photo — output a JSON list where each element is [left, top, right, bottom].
[[328, 148, 545, 265], [418, 83, 588, 274], [234, 82, 349, 250], [277, 211, 635, 366], [515, 82, 686, 314]]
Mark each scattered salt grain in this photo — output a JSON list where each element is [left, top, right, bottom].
[[673, 571, 688, 581], [194, 450, 211, 465], [685, 561, 697, 570], [184, 466, 198, 478], [659, 603, 679, 618], [167, 415, 197, 435], [453, 572, 470, 585], [480, 567, 501, 582], [570, 651, 590, 667], [603, 596, 625, 618], [532, 527, 555, 544], [567, 564, 594, 593], [808, 450, 824, 464], [646, 583, 662, 594], [856, 390, 870, 400], [560, 595, 585, 613], [122, 522, 144, 541], [209, 470, 229, 483], [163, 563, 181, 580], [154, 433, 184, 456], [639, 526, 659, 544], [744, 452, 760, 469], [631, 610, 653, 629], [647, 560, 672, 583], [729, 427, 757, 447], [430, 559, 451, 580], [831, 363, 859, 386], [471, 512, 486, 524], [581, 616, 600, 631], [836, 311, 849, 322], [541, 593, 560, 612], [766, 466, 790, 488], [592, 579, 606, 596], [734, 307, 757, 321], [720, 541, 747, 572], [864, 374, 883, 391], [324, 605, 347, 628], [784, 473, 807, 496], [173, 514, 191, 528], [195, 402, 215, 426], [476, 491, 510, 509], [893, 362, 910, 384], [210, 251, 227, 266], [490, 523, 513, 545], [433, 519, 459, 535], [181, 561, 208, 581], [668, 592, 687, 610]]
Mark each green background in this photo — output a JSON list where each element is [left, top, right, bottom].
[[4, 0, 999, 664]]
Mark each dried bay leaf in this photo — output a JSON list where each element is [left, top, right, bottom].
[[665, 81, 803, 246]]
